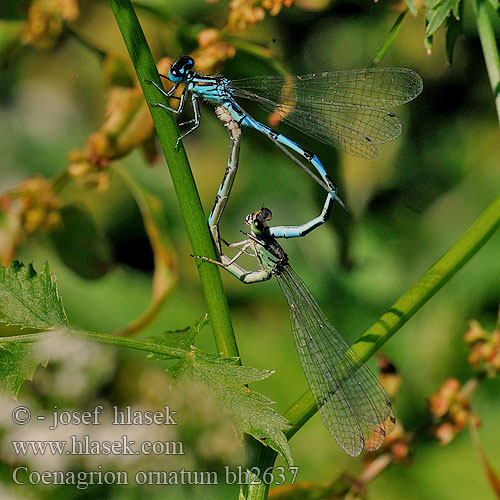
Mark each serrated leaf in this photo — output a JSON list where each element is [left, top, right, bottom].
[[147, 315, 208, 360], [425, 0, 462, 36], [171, 348, 293, 465], [0, 340, 49, 397], [50, 205, 113, 280], [0, 261, 68, 329]]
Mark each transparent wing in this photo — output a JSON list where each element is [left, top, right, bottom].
[[276, 265, 395, 456], [231, 67, 422, 159]]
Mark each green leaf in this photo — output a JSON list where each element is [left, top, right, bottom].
[[404, 0, 419, 16], [0, 261, 68, 329], [114, 166, 177, 336], [426, 0, 462, 36], [370, 10, 408, 66], [147, 315, 209, 360], [445, 2, 464, 64], [487, 0, 500, 13], [0, 339, 50, 397], [170, 348, 293, 465], [424, 33, 434, 54], [49, 205, 113, 280]]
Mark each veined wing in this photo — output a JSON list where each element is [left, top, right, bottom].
[[231, 67, 423, 108], [276, 265, 395, 456], [231, 68, 422, 159], [233, 92, 399, 158]]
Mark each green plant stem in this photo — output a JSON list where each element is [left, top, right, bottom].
[[241, 436, 277, 500], [284, 192, 500, 438], [0, 328, 188, 358], [472, 0, 500, 125], [108, 0, 239, 358]]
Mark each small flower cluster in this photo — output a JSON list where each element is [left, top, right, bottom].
[[68, 57, 174, 190], [1, 176, 61, 235], [0, 176, 61, 264], [22, 0, 79, 49], [193, 29, 236, 74], [428, 378, 476, 445], [464, 311, 500, 377], [227, 0, 294, 32]]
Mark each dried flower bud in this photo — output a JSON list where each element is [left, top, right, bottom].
[[22, 0, 79, 49]]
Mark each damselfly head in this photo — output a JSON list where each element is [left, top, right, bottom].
[[244, 208, 272, 233], [257, 208, 273, 222], [169, 56, 195, 81]]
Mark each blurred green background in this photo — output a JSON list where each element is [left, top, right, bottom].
[[1, 0, 500, 498]]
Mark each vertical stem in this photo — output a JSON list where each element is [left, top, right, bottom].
[[472, 0, 500, 124], [108, 0, 239, 358], [241, 436, 278, 500]]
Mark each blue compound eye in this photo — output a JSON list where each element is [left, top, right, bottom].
[[170, 56, 195, 80], [180, 56, 194, 70]]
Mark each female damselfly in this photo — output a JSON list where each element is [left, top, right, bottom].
[[196, 206, 395, 456]]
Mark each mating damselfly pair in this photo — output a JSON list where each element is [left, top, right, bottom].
[[147, 57, 422, 456]]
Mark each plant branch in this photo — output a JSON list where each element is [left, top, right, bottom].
[[0, 328, 188, 358], [472, 0, 500, 125], [108, 0, 239, 358]]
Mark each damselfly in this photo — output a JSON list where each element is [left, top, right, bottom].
[[147, 56, 422, 198], [196, 206, 395, 455]]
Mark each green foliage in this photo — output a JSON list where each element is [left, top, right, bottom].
[[487, 0, 500, 13], [404, 0, 418, 16], [0, 337, 51, 398], [0, 260, 292, 463], [147, 314, 209, 359], [445, 3, 464, 64], [1, 0, 500, 498], [0, 261, 68, 329], [425, 0, 462, 37], [169, 347, 293, 466]]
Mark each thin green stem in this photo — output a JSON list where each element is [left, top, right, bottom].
[[472, 0, 500, 125], [108, 0, 239, 358], [284, 192, 500, 438], [0, 328, 188, 358]]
